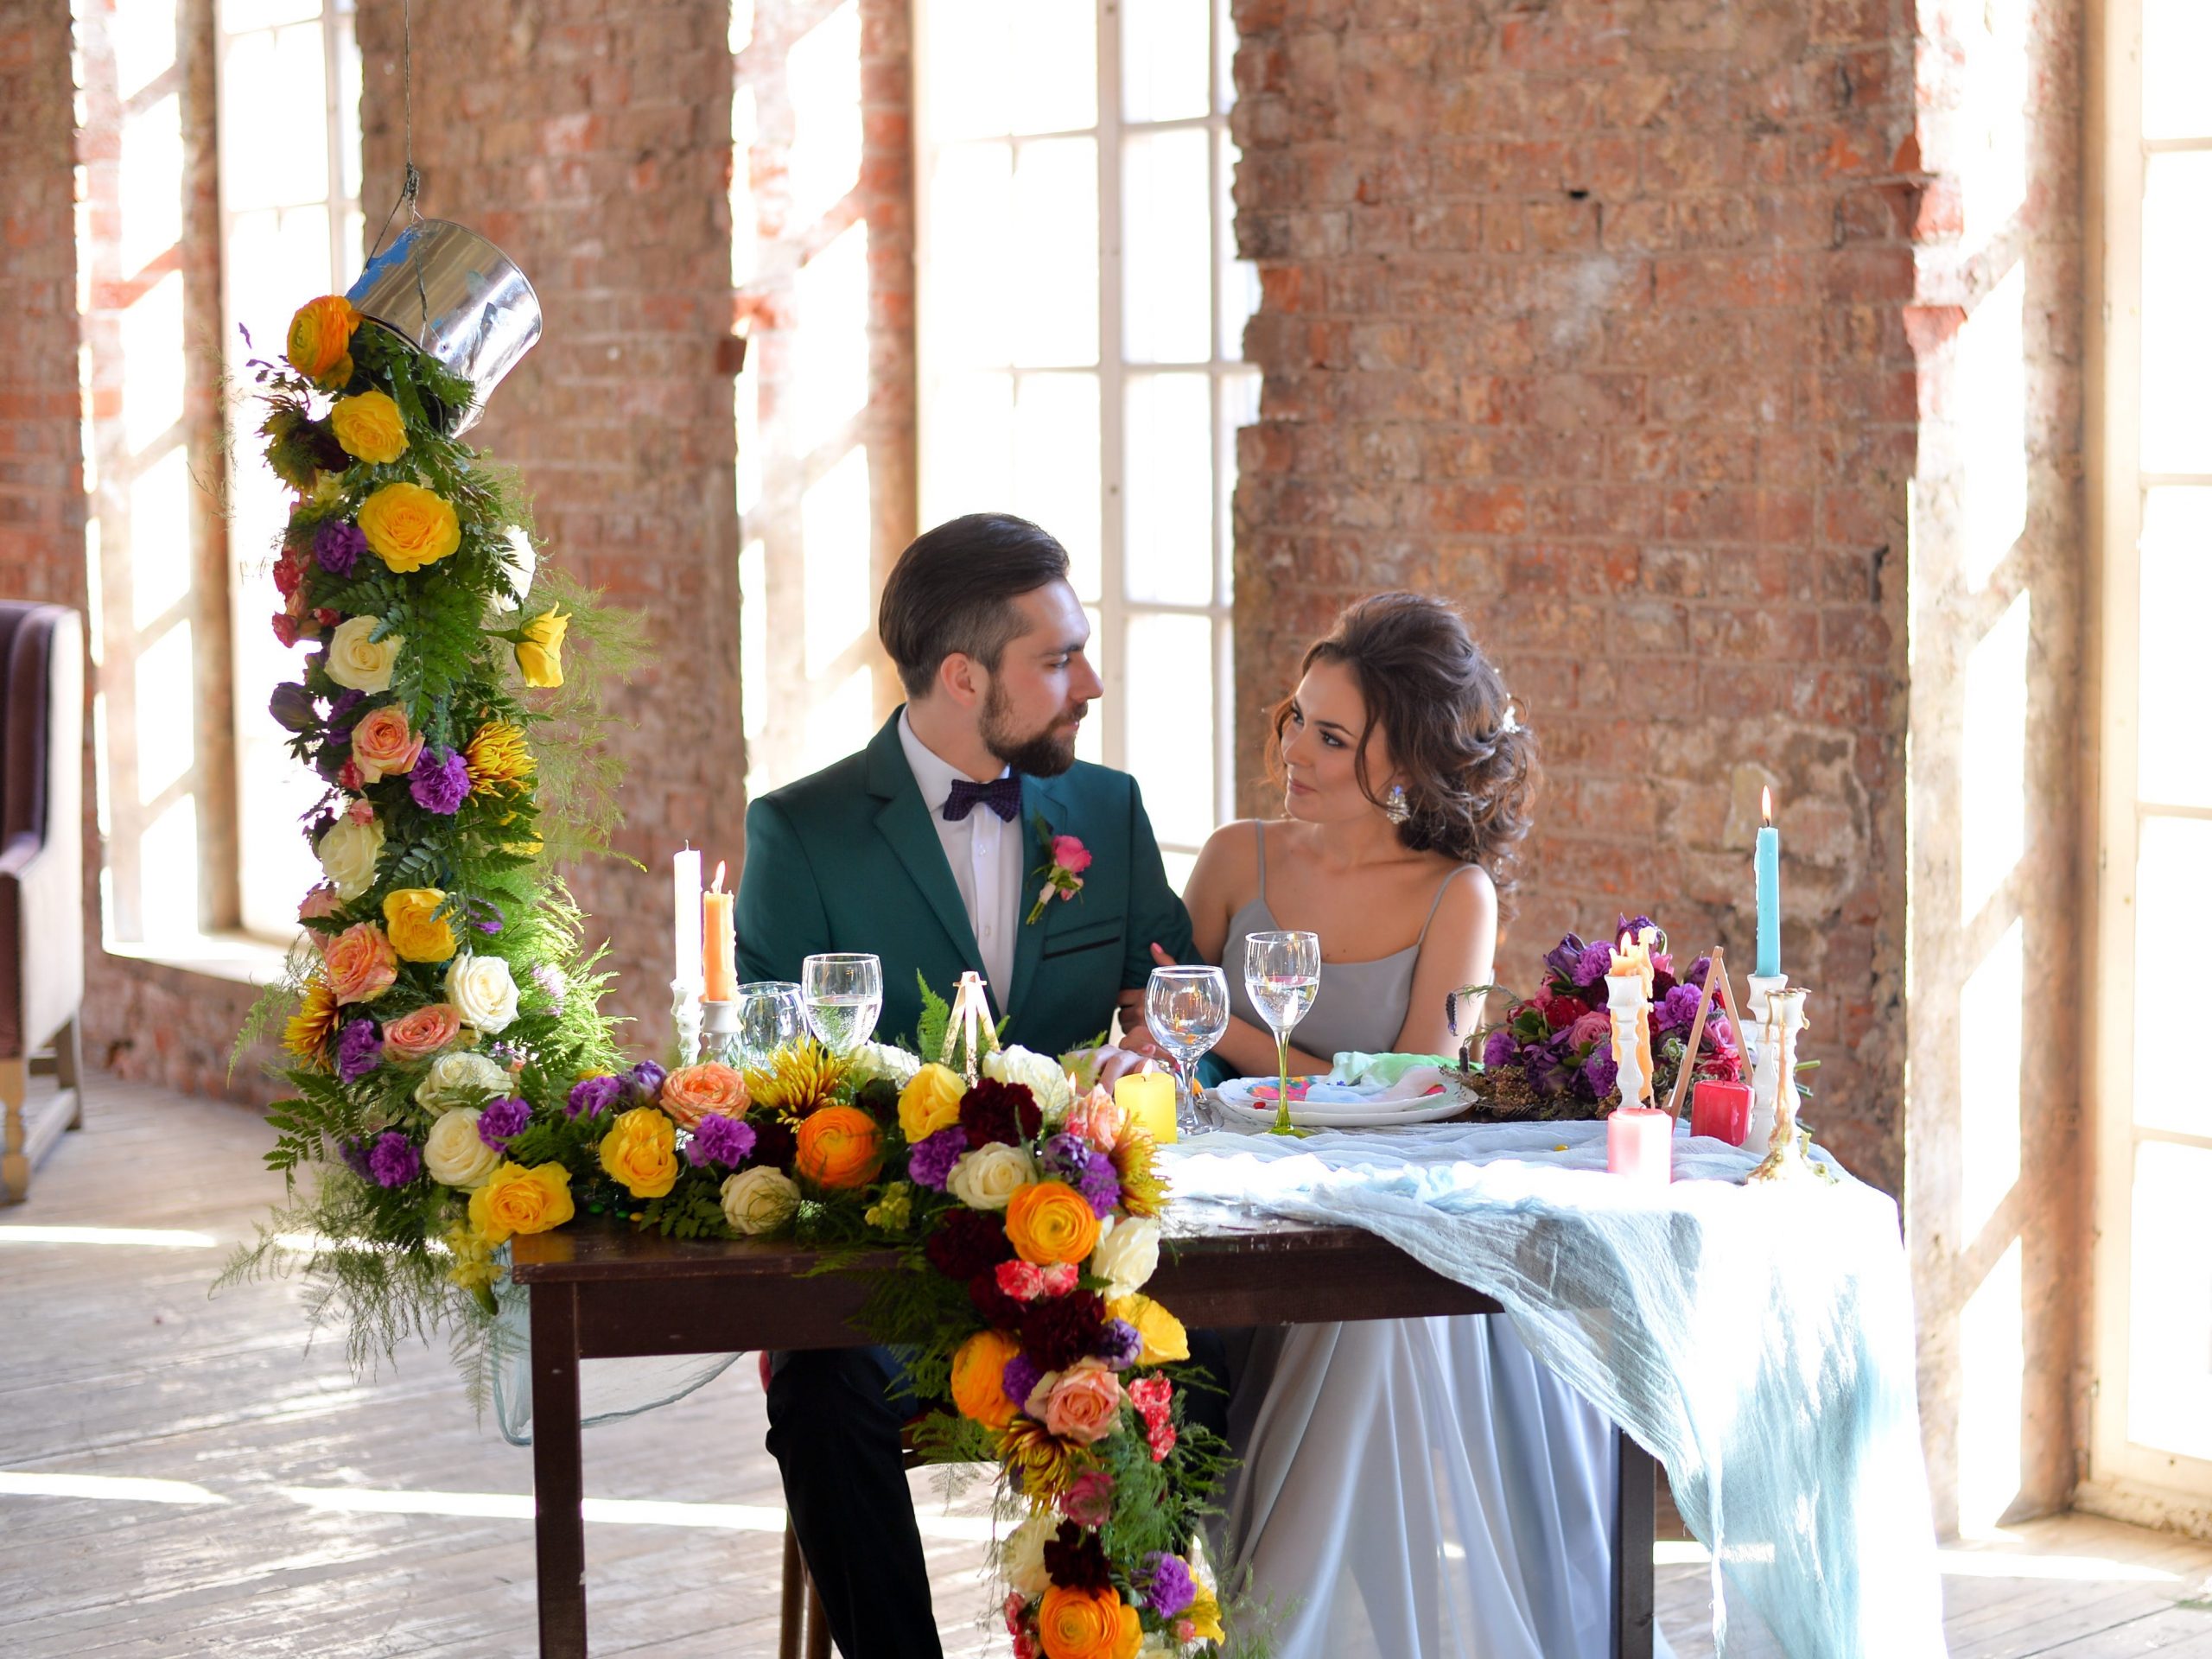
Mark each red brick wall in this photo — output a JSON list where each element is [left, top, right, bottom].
[[1228, 0, 1919, 1192], [356, 0, 747, 1058]]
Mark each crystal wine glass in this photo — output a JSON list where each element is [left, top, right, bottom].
[[730, 980, 807, 1068], [1147, 966, 1230, 1135], [800, 953, 882, 1057], [1243, 930, 1321, 1136]]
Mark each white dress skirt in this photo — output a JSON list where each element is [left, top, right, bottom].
[[1220, 1315, 1668, 1659]]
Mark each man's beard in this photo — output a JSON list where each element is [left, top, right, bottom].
[[981, 681, 1084, 777]]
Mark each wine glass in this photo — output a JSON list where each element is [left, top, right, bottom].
[[730, 980, 806, 1068], [800, 953, 882, 1057], [1243, 931, 1321, 1136], [1147, 966, 1230, 1135]]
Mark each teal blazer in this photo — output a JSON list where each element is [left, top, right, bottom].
[[736, 710, 1195, 1058]]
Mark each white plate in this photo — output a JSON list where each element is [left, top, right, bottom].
[[1210, 1077, 1469, 1128]]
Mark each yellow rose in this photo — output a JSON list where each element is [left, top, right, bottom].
[[467, 1161, 575, 1244], [382, 887, 458, 963], [359, 480, 461, 573], [1003, 1179, 1101, 1267], [897, 1062, 966, 1142], [329, 389, 409, 465], [950, 1328, 1023, 1430], [599, 1105, 679, 1198], [1106, 1294, 1189, 1366], [285, 294, 359, 388], [515, 606, 569, 689]]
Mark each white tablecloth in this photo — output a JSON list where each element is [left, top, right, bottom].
[[1160, 1119, 1945, 1659]]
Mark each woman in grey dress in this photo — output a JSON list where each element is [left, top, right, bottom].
[[1144, 594, 1630, 1658]]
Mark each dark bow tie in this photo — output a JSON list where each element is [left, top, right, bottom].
[[943, 775, 1022, 823]]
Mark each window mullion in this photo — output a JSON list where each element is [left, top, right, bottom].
[[1096, 0, 1125, 777]]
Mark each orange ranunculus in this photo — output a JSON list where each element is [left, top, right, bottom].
[[381, 1001, 462, 1065], [1003, 1179, 1100, 1267], [949, 1328, 1023, 1430], [599, 1106, 679, 1198], [1036, 1585, 1141, 1659], [286, 294, 359, 388], [658, 1062, 749, 1128], [323, 920, 398, 1005], [793, 1104, 884, 1190]]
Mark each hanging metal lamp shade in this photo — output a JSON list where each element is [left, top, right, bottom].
[[345, 218, 541, 435]]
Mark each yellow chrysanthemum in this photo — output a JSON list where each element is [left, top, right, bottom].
[[742, 1041, 852, 1118], [1109, 1132, 1166, 1218], [464, 720, 536, 795], [283, 976, 340, 1070], [998, 1419, 1085, 1503]]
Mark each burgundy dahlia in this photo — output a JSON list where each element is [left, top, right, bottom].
[[969, 1272, 1027, 1330], [1019, 1289, 1106, 1374], [958, 1077, 1041, 1147], [925, 1206, 1014, 1282], [1042, 1522, 1112, 1595]]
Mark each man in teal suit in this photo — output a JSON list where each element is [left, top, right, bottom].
[[738, 512, 1200, 1657]]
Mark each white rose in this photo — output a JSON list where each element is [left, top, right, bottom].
[[1000, 1511, 1052, 1598], [323, 613, 404, 692], [446, 952, 520, 1034], [848, 1042, 922, 1089], [414, 1049, 512, 1113], [316, 814, 385, 901], [721, 1166, 800, 1236], [944, 1142, 1036, 1211], [423, 1109, 501, 1188], [1088, 1214, 1160, 1299], [982, 1045, 1074, 1122]]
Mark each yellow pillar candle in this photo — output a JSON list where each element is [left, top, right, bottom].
[[1115, 1066, 1177, 1146], [703, 860, 737, 1004]]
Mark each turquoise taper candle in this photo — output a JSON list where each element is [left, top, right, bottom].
[[1754, 787, 1780, 977]]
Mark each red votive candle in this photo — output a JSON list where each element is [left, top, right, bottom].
[[1606, 1106, 1673, 1185], [1691, 1079, 1754, 1147]]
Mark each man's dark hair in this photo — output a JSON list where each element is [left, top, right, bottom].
[[877, 513, 1072, 700]]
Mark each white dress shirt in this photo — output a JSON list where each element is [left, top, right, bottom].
[[898, 710, 1023, 1008]]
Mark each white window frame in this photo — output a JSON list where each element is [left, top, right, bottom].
[[2085, 0, 2212, 1522], [912, 0, 1248, 866]]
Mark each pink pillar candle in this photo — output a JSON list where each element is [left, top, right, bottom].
[[1691, 1079, 1754, 1147], [1606, 1106, 1674, 1185]]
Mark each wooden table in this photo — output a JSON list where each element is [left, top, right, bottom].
[[512, 1220, 1658, 1658]]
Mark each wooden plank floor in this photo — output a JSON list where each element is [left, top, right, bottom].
[[6, 1076, 2212, 1656]]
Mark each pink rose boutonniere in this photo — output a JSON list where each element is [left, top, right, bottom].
[[1026, 817, 1091, 926]]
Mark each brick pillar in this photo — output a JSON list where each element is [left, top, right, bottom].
[[357, 0, 744, 1054]]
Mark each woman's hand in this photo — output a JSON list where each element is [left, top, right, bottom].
[[1150, 942, 1180, 969]]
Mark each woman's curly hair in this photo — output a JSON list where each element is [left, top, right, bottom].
[[1271, 592, 1538, 911]]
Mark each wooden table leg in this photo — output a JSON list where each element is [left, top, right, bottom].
[[532, 1281, 588, 1658], [1612, 1427, 1656, 1659]]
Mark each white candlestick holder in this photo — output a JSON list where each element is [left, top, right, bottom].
[[670, 977, 703, 1069], [1605, 971, 1653, 1108], [1747, 985, 1810, 1182], [1742, 972, 1789, 1149]]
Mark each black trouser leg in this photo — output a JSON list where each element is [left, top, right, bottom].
[[1182, 1326, 1234, 1444], [766, 1346, 944, 1659]]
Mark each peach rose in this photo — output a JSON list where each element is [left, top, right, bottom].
[[350, 704, 424, 783], [298, 883, 345, 923], [1004, 1179, 1101, 1267], [381, 1002, 462, 1065], [322, 921, 398, 1005], [794, 1105, 885, 1190], [658, 1062, 749, 1129], [1039, 1361, 1124, 1446]]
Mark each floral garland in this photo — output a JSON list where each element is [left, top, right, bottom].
[[232, 295, 1236, 1657]]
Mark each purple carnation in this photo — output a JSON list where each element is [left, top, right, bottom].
[[338, 1135, 373, 1179], [1656, 982, 1703, 1035], [907, 1127, 969, 1192], [1584, 1053, 1619, 1099], [1481, 1027, 1519, 1069], [477, 1096, 532, 1148], [315, 519, 366, 576], [1541, 932, 1588, 982], [1137, 1553, 1197, 1618], [1573, 942, 1616, 988], [1002, 1353, 1044, 1411], [686, 1111, 757, 1168], [1096, 1319, 1141, 1370], [1525, 1037, 1575, 1096], [410, 747, 471, 815], [1039, 1133, 1092, 1180], [366, 1130, 420, 1188], [1684, 955, 1712, 989], [1074, 1151, 1120, 1218], [335, 1019, 382, 1083], [626, 1061, 667, 1101], [566, 1074, 623, 1119]]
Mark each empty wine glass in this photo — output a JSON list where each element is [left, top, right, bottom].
[[729, 980, 806, 1068], [1243, 930, 1320, 1136], [800, 953, 882, 1057], [1147, 966, 1230, 1135]]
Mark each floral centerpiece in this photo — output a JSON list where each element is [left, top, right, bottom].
[[228, 291, 1236, 1657], [1458, 915, 1745, 1122]]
